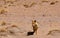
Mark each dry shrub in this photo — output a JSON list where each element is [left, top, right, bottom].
[[23, 4, 29, 8], [24, 2, 36, 8], [1, 21, 6, 25], [0, 28, 8, 36], [0, 9, 7, 14], [50, 2, 55, 5], [0, 28, 7, 32], [11, 25, 17, 27], [50, 1, 58, 5], [9, 30, 14, 34], [42, 0, 49, 2], [47, 30, 60, 35]]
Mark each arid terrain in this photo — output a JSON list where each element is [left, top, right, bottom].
[[0, 0, 60, 38]]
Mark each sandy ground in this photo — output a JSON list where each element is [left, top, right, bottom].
[[0, 0, 60, 38]]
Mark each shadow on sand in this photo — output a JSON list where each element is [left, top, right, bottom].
[[27, 31, 34, 36]]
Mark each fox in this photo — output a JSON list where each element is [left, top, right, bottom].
[[32, 20, 38, 35]]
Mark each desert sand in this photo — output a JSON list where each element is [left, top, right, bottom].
[[0, 0, 60, 38]]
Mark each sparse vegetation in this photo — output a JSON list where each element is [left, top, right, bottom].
[[3, 0, 16, 6], [24, 2, 36, 8], [42, 0, 49, 2], [50, 2, 55, 5], [1, 21, 6, 26], [23, 4, 29, 8], [11, 25, 17, 27], [47, 30, 60, 35], [29, 2, 36, 7], [0, 28, 7, 32], [50, 1, 58, 5], [0, 9, 7, 15], [9, 30, 15, 34], [0, 28, 8, 36]]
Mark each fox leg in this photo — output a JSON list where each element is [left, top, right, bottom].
[[35, 29, 37, 35]]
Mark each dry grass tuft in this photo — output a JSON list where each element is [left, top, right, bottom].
[[23, 2, 36, 8], [0, 9, 7, 14], [0, 28, 7, 32], [9, 30, 14, 34], [47, 30, 60, 35], [50, 1, 58, 5], [11, 25, 17, 27], [42, 0, 49, 2], [1, 21, 6, 25], [50, 2, 55, 5], [23, 4, 29, 8]]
